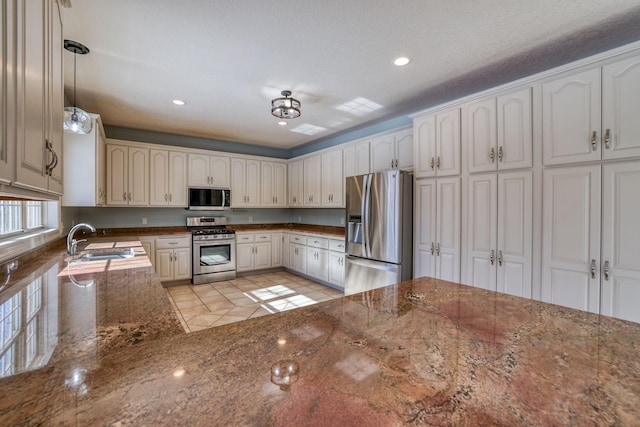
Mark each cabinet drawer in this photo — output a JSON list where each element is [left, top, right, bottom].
[[306, 236, 329, 249], [236, 233, 255, 243], [289, 234, 306, 244], [155, 235, 191, 249], [254, 232, 271, 242], [329, 238, 345, 252]]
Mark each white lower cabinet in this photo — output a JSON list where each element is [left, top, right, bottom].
[[155, 236, 191, 282], [464, 171, 532, 297], [271, 232, 284, 267], [328, 238, 346, 289], [542, 161, 640, 323], [236, 232, 272, 272], [414, 177, 461, 282], [289, 242, 307, 274], [139, 237, 156, 269], [306, 237, 329, 282]]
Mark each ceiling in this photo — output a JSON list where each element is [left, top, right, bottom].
[[62, 0, 640, 150]]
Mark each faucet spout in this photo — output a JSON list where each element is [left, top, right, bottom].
[[67, 223, 96, 255]]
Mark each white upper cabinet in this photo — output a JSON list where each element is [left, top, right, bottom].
[[543, 54, 640, 166], [321, 148, 344, 207], [465, 88, 532, 173], [261, 161, 287, 207], [602, 54, 640, 160], [231, 158, 260, 207], [542, 68, 601, 165], [106, 144, 149, 206], [150, 150, 187, 207], [188, 153, 230, 188], [288, 159, 304, 206], [414, 109, 460, 178], [303, 154, 321, 206], [343, 140, 370, 177], [370, 128, 413, 172]]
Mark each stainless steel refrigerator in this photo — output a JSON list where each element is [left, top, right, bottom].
[[344, 170, 413, 295]]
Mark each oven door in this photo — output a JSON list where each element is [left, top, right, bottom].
[[193, 239, 236, 275]]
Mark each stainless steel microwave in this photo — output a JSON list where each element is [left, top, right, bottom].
[[188, 187, 231, 210]]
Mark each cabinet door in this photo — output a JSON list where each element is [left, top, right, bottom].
[[149, 149, 169, 206], [395, 129, 414, 170], [128, 147, 149, 206], [210, 155, 230, 188], [328, 251, 345, 288], [436, 109, 461, 176], [496, 171, 532, 298], [343, 141, 370, 177], [273, 162, 287, 206], [271, 232, 283, 267], [466, 99, 497, 174], [414, 179, 437, 278], [370, 135, 395, 172], [602, 55, 640, 160], [465, 174, 497, 290], [497, 87, 532, 170], [254, 242, 272, 270], [106, 144, 128, 205], [601, 162, 640, 323], [245, 159, 261, 206], [155, 249, 174, 282], [173, 247, 191, 280], [188, 153, 210, 187], [0, 0, 12, 184], [303, 155, 321, 206], [15, 0, 48, 191], [261, 161, 275, 206], [288, 160, 304, 206], [168, 151, 187, 206], [322, 148, 343, 206], [414, 115, 436, 178], [236, 244, 254, 272], [436, 177, 461, 282], [541, 165, 601, 313], [542, 68, 601, 165], [47, 0, 64, 194], [230, 158, 247, 206]]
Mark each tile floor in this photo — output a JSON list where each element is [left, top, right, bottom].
[[165, 271, 344, 333]]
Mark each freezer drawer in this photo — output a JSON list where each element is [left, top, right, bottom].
[[344, 256, 403, 296]]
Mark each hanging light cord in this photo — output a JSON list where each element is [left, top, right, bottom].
[[72, 52, 77, 112]]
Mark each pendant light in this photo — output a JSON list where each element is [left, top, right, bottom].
[[63, 40, 92, 134], [271, 90, 301, 119]]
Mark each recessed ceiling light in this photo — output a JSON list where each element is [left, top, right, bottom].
[[172, 99, 185, 106], [278, 121, 287, 126], [393, 57, 410, 66]]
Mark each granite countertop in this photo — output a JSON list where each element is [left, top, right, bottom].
[[1, 237, 639, 425]]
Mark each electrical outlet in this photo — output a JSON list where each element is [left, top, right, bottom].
[[142, 217, 147, 225], [340, 217, 345, 225], [248, 216, 253, 223], [298, 216, 302, 222]]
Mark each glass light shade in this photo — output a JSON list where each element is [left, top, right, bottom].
[[63, 107, 93, 134], [271, 93, 301, 119]]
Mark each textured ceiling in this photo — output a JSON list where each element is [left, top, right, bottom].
[[62, 0, 640, 150]]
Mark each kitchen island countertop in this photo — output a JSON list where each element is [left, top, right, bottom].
[[0, 237, 639, 426]]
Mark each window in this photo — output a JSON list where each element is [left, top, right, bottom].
[[0, 201, 44, 238]]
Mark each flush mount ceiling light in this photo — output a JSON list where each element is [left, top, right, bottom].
[[172, 99, 185, 106], [63, 40, 92, 134], [271, 90, 301, 119], [393, 56, 411, 66]]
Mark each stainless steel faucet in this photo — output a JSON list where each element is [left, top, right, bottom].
[[67, 223, 96, 255]]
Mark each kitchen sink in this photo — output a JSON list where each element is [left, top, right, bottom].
[[75, 248, 135, 261]]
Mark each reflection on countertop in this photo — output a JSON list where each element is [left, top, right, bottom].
[[0, 237, 639, 425]]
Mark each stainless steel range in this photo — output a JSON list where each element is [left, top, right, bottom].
[[188, 217, 236, 284]]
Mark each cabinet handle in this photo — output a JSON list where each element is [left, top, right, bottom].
[[435, 243, 440, 256], [591, 131, 598, 151], [590, 259, 596, 279], [395, 159, 399, 168], [123, 192, 127, 201], [169, 194, 172, 202], [430, 157, 435, 170], [490, 250, 495, 265], [430, 242, 434, 255], [497, 250, 503, 267], [275, 196, 278, 203], [391, 159, 394, 168], [45, 140, 58, 176], [490, 148, 495, 163], [603, 260, 610, 281], [604, 129, 611, 149], [436, 157, 441, 169], [498, 146, 504, 162], [128, 192, 132, 201], [165, 194, 168, 202]]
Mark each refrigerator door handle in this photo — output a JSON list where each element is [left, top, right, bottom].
[[362, 174, 372, 258]]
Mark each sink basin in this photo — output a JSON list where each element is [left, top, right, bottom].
[[75, 247, 135, 261]]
